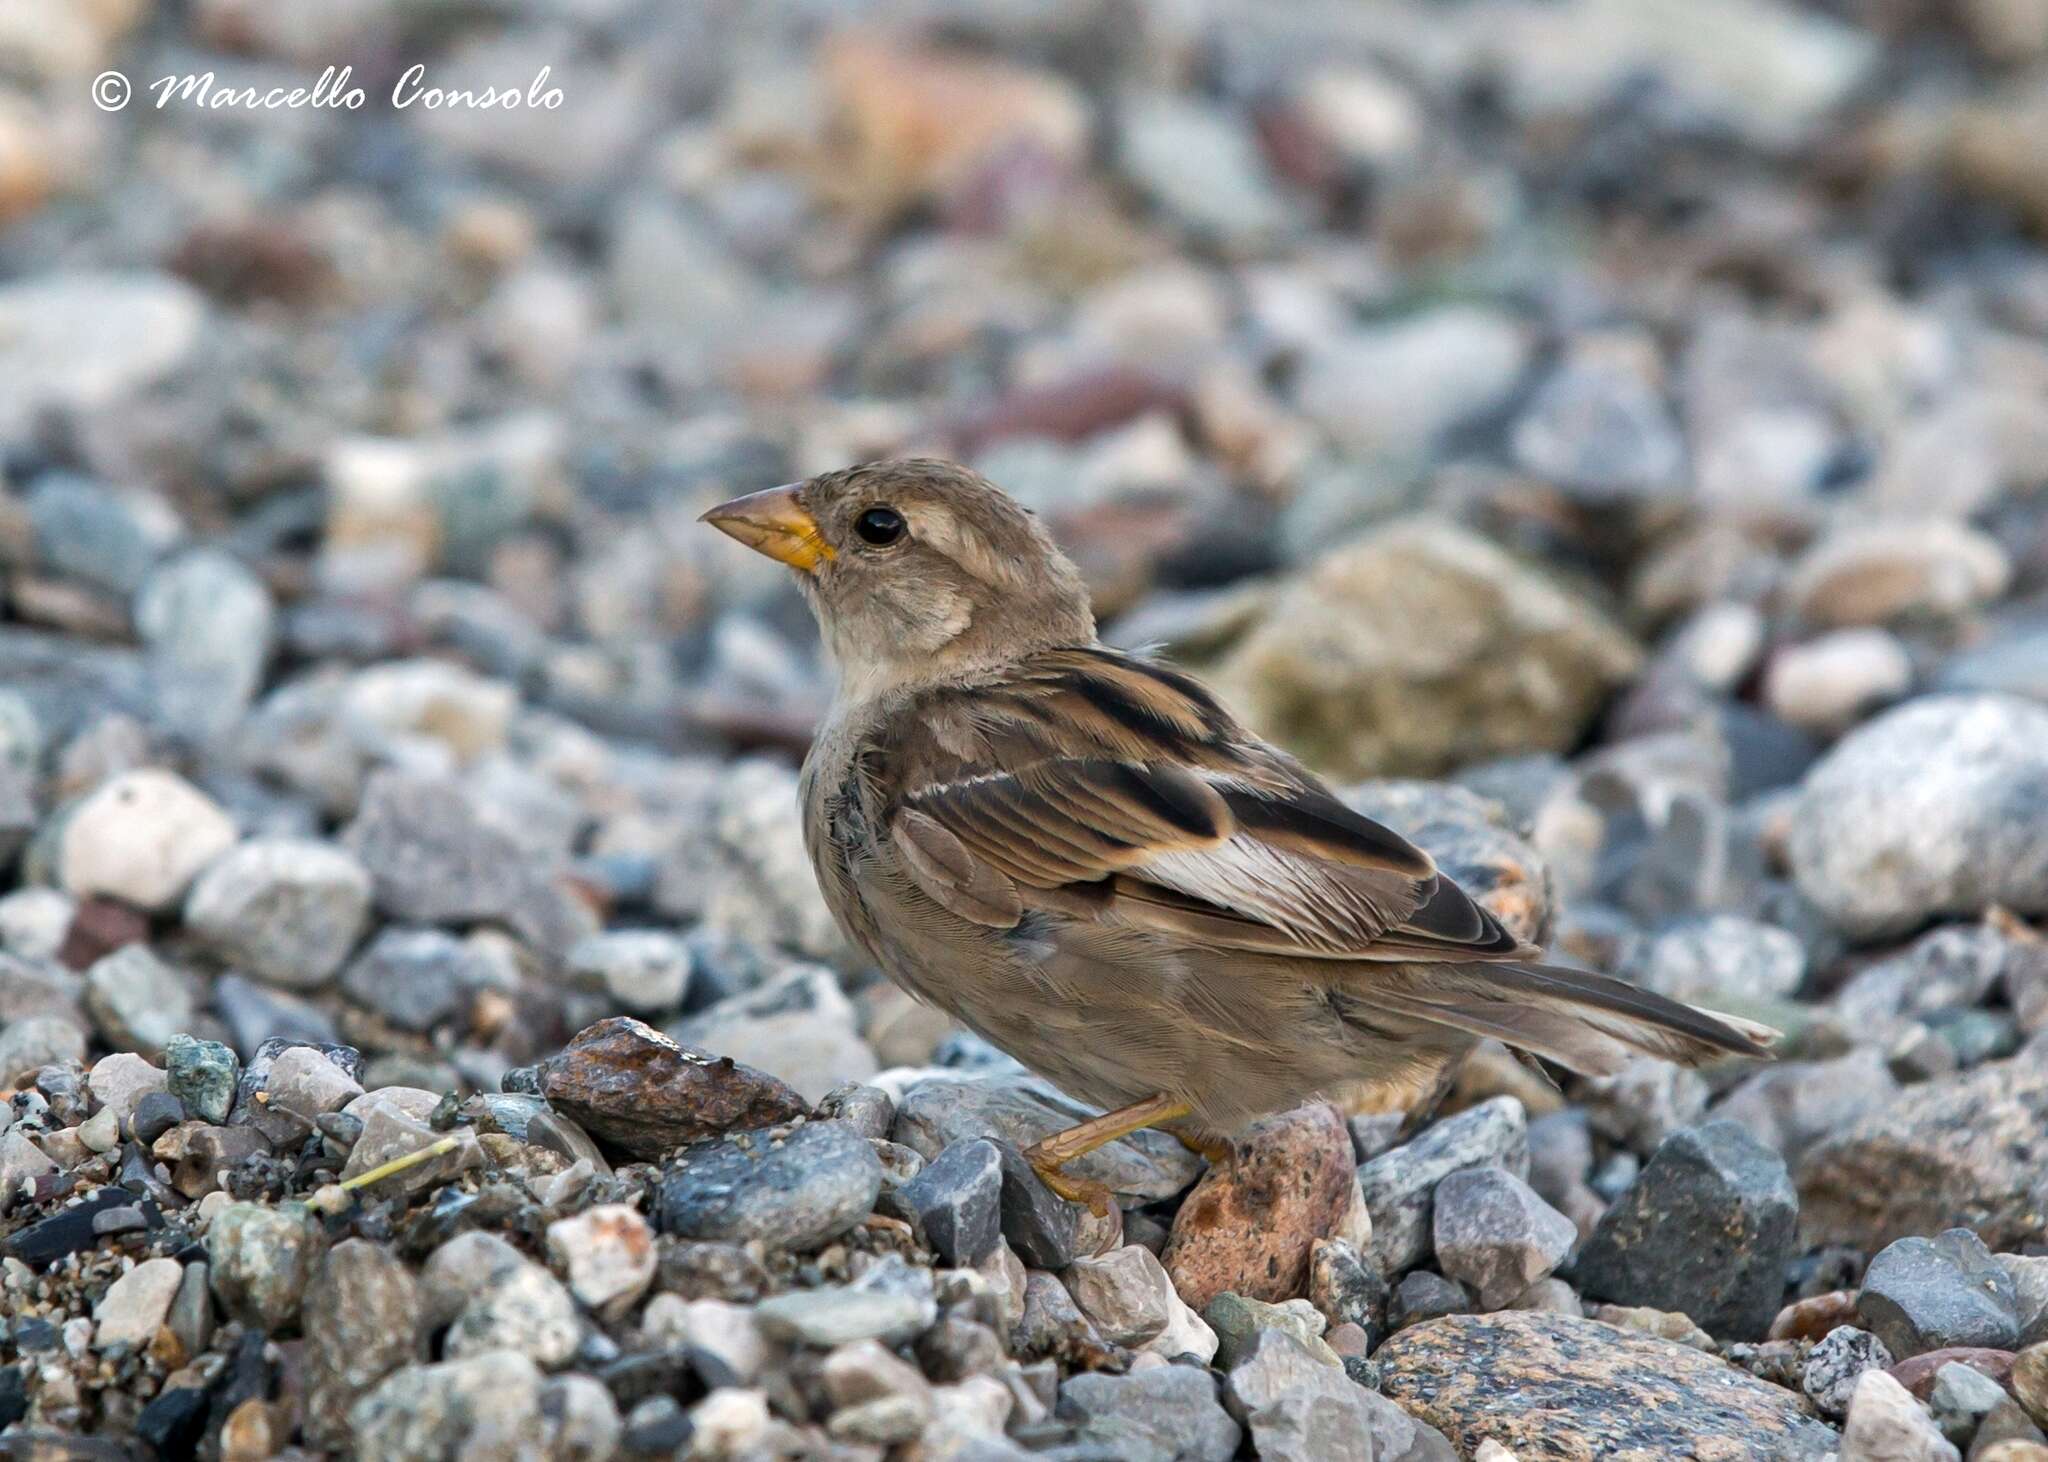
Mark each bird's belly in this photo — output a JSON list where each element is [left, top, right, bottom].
[[872, 921, 1422, 1135]]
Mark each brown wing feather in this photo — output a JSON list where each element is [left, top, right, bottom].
[[878, 647, 1468, 957], [867, 642, 1774, 1074]]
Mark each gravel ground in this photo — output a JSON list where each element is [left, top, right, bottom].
[[3, 0, 2048, 1458]]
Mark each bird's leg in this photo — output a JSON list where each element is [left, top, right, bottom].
[[1167, 1125, 1232, 1165], [1024, 1094, 1193, 1217]]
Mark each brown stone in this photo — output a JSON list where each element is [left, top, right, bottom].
[[1979, 1442, 2048, 1462], [1768, 1288, 1860, 1342], [1798, 1057, 2048, 1251], [818, 35, 1088, 216], [57, 896, 149, 972], [2014, 1343, 2048, 1427], [536, 1018, 808, 1160], [1162, 1103, 1354, 1310], [1378, 1312, 1837, 1460], [153, 1121, 266, 1200], [1889, 1346, 2015, 1399]]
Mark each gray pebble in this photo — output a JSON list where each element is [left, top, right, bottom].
[[655, 1121, 881, 1251]]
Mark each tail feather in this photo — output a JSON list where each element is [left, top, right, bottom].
[[1364, 961, 1779, 1078]]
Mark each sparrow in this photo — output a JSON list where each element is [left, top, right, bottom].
[[703, 459, 1774, 1210]]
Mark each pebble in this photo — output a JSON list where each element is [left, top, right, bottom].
[[655, 1120, 882, 1250], [545, 1203, 656, 1319], [92, 1257, 182, 1350], [1839, 1368, 1962, 1462], [1630, 914, 1807, 1005], [1929, 1359, 2011, 1445], [639, 1295, 768, 1383], [57, 769, 237, 911], [1205, 1293, 1339, 1370], [535, 1016, 808, 1160], [1574, 1120, 1799, 1340], [1765, 629, 1915, 733], [1431, 1166, 1578, 1311], [1156, 1104, 1350, 1312], [1786, 520, 2010, 628], [162, 1034, 239, 1125], [1806, 1325, 1898, 1419], [1056, 1363, 1242, 1462], [206, 1202, 322, 1333], [1712, 1047, 1899, 1163], [342, 769, 591, 956], [338, 1101, 483, 1198], [1788, 696, 2048, 938], [82, 945, 194, 1059], [251, 1045, 365, 1145], [424, 1231, 581, 1367], [1228, 1326, 1447, 1462], [1359, 1096, 1530, 1275], [82, 1052, 161, 1125], [182, 838, 372, 988], [300, 1238, 425, 1451], [1511, 359, 1685, 504], [129, 1090, 185, 1145], [822, 1339, 933, 1444], [1308, 1237, 1391, 1347], [566, 929, 691, 1014], [1079, 1244, 1220, 1362], [1215, 518, 1637, 779], [337, 926, 485, 1033], [0, 1014, 86, 1085], [755, 1286, 933, 1348], [349, 1350, 549, 1460], [989, 1140, 1083, 1270], [1859, 1229, 2022, 1359], [901, 1137, 1003, 1267], [2014, 1343, 2048, 1425], [135, 548, 276, 739]]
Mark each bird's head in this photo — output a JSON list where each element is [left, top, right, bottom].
[[702, 458, 1095, 698]]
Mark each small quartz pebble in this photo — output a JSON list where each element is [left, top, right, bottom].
[[546, 1204, 656, 1318], [93, 1257, 183, 1350]]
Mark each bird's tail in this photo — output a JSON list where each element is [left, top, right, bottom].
[[1362, 960, 1780, 1078]]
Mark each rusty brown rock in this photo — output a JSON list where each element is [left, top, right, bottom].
[[1768, 1288, 1860, 1341], [1162, 1103, 1354, 1310], [536, 1017, 807, 1160], [1889, 1346, 2015, 1399]]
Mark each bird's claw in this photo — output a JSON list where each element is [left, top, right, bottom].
[[1025, 1151, 1115, 1218]]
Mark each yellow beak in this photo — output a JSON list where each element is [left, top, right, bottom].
[[699, 484, 835, 573]]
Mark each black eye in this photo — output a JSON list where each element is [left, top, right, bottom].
[[855, 506, 905, 546]]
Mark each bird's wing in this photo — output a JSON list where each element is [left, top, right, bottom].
[[872, 645, 1773, 1074], [877, 646, 1526, 961]]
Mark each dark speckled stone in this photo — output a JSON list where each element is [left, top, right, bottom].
[[1376, 1311, 1838, 1460]]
